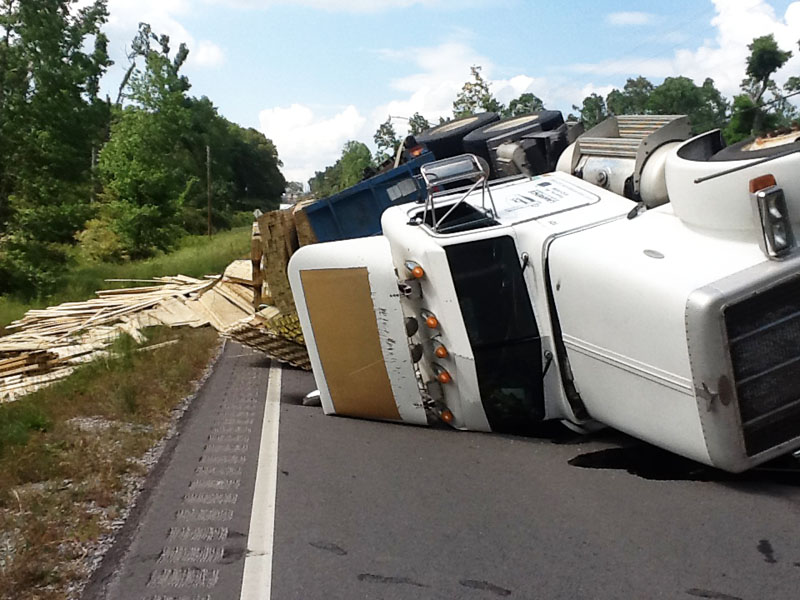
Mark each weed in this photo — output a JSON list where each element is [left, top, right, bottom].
[[0, 227, 250, 332], [0, 326, 220, 599], [0, 404, 52, 455]]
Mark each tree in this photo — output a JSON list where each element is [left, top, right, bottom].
[[97, 24, 194, 258], [735, 34, 793, 134], [785, 36, 800, 96], [338, 141, 372, 189], [0, 0, 112, 294], [228, 124, 285, 213], [647, 76, 728, 134], [374, 117, 400, 163], [453, 65, 504, 118], [574, 93, 607, 129], [97, 24, 287, 253], [606, 76, 654, 115], [308, 141, 373, 198], [504, 92, 544, 117], [724, 95, 758, 143], [408, 112, 431, 136], [776, 39, 800, 123]]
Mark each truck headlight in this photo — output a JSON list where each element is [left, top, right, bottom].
[[751, 176, 795, 259]]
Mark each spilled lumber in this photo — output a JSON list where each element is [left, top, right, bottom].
[[1, 206, 324, 403]]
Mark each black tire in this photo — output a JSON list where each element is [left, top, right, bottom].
[[710, 131, 800, 161], [462, 111, 564, 175], [416, 112, 500, 160]]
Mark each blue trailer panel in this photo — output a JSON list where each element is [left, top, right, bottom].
[[304, 152, 435, 242]]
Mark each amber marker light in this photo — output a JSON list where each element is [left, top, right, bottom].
[[749, 174, 777, 193], [434, 344, 449, 359], [421, 310, 439, 329], [433, 365, 453, 383], [440, 409, 455, 424], [405, 260, 425, 279]]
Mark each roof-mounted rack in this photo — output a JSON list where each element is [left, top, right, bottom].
[[419, 154, 498, 233]]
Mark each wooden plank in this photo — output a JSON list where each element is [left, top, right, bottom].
[[280, 209, 300, 259], [292, 199, 319, 247]]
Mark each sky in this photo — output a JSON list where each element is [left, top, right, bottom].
[[90, 0, 800, 184]]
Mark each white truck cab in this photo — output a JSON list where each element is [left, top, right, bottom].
[[289, 122, 800, 473]]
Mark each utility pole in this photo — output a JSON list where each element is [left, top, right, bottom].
[[90, 145, 97, 203], [206, 144, 212, 237]]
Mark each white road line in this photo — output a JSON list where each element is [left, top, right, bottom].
[[240, 362, 282, 600]]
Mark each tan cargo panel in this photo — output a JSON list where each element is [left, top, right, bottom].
[[300, 268, 401, 421]]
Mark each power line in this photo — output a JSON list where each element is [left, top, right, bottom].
[[736, 89, 800, 114], [601, 5, 718, 70]]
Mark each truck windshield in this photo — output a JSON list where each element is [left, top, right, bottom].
[[445, 236, 545, 433]]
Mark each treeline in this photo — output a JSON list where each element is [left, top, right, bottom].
[[557, 34, 798, 140], [0, 2, 285, 297], [309, 34, 798, 199]]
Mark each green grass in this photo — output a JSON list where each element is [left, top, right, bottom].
[[0, 227, 250, 332], [0, 326, 221, 600]]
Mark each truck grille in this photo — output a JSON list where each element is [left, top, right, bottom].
[[725, 276, 800, 456]]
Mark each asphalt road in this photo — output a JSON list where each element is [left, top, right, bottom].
[[86, 342, 800, 600]]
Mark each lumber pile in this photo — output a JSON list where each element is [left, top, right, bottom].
[[292, 198, 319, 247], [257, 210, 299, 313], [0, 277, 216, 402], [222, 305, 309, 369], [0, 263, 314, 403], [220, 204, 322, 370], [251, 220, 265, 308], [1, 204, 328, 403]]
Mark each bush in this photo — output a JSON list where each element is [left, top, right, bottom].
[[76, 217, 127, 262], [0, 235, 68, 296], [109, 199, 182, 260]]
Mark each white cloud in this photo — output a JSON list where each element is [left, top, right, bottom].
[[265, 38, 615, 180], [102, 0, 225, 71], [259, 104, 367, 183], [368, 41, 491, 134], [190, 41, 226, 68], [607, 11, 656, 26], [574, 0, 800, 98], [91, 0, 800, 187], [204, 0, 483, 12], [262, 39, 495, 181]]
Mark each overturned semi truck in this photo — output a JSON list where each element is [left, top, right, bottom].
[[287, 115, 800, 473]]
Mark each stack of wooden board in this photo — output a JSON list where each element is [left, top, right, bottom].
[[251, 220, 265, 308], [228, 203, 327, 370], [0, 204, 331, 403], [257, 210, 299, 313], [292, 198, 319, 247], [0, 277, 216, 402], [222, 305, 309, 369], [0, 351, 62, 381]]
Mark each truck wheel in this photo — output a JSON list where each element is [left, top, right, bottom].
[[710, 128, 800, 161], [416, 112, 500, 160], [463, 111, 565, 174]]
